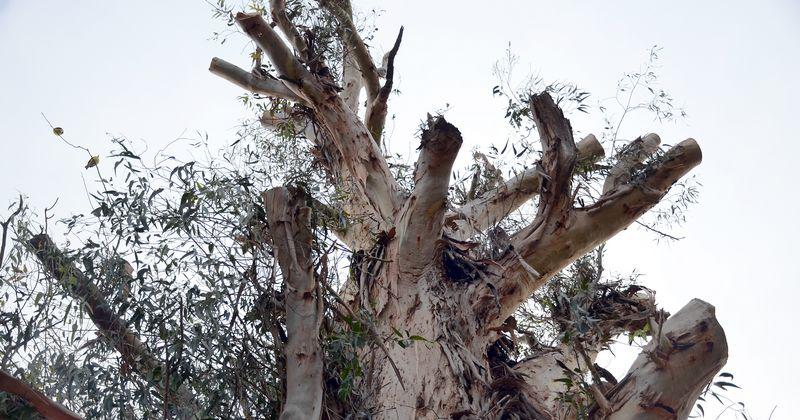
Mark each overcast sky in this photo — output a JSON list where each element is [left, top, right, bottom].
[[1, 1, 798, 418]]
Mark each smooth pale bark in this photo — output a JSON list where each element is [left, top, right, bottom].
[[208, 57, 306, 103], [445, 134, 604, 241], [512, 299, 726, 419], [311, 97, 402, 225], [263, 187, 323, 420], [396, 116, 462, 277], [342, 52, 364, 113], [334, 0, 364, 113], [28, 235, 197, 418], [514, 347, 595, 417], [471, 92, 579, 328], [606, 299, 727, 419], [0, 370, 82, 420], [235, 13, 318, 103], [603, 133, 661, 193]]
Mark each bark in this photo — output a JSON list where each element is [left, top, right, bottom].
[[263, 187, 324, 420], [364, 27, 403, 143], [208, 57, 306, 103], [335, 0, 364, 113], [28, 235, 197, 418], [445, 134, 604, 241], [234, 13, 318, 103], [319, 0, 381, 105], [510, 299, 726, 419], [472, 117, 702, 329], [603, 133, 661, 193], [513, 346, 595, 417], [269, 0, 310, 62], [396, 116, 462, 278], [207, 16, 724, 419], [0, 370, 82, 420], [606, 299, 727, 419]]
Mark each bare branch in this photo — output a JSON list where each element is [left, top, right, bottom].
[[606, 299, 727, 418], [320, 0, 381, 102], [0, 196, 23, 269], [365, 26, 403, 143], [312, 97, 402, 225], [603, 133, 660, 193], [395, 116, 462, 277], [263, 187, 323, 420], [228, 12, 402, 226], [269, 0, 310, 61], [235, 12, 319, 102], [445, 134, 604, 240], [209, 57, 307, 103], [474, 138, 702, 328], [0, 369, 82, 420]]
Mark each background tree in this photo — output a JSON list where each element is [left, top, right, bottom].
[[0, 1, 738, 419]]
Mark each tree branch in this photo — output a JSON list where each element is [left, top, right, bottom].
[[330, 0, 364, 113], [0, 196, 23, 269], [365, 26, 403, 144], [230, 12, 402, 227], [603, 133, 660, 193], [445, 134, 604, 241], [395, 116, 462, 277], [320, 0, 381, 103], [234, 12, 320, 103], [259, 109, 380, 250], [209, 57, 307, 103], [263, 187, 323, 420], [269, 0, 310, 61], [0, 370, 82, 420], [27, 235, 197, 417], [606, 299, 727, 418], [474, 138, 702, 329]]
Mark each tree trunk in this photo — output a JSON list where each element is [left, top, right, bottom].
[[207, 11, 727, 418]]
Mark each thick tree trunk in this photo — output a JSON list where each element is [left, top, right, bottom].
[[205, 9, 729, 420]]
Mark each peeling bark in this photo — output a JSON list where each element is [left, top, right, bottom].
[[206, 17, 722, 418], [263, 187, 324, 420]]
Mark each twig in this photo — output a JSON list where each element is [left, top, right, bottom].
[[0, 195, 24, 269]]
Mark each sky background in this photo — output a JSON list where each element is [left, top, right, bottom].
[[1, 1, 798, 418]]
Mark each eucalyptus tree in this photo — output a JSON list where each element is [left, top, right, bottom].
[[0, 1, 729, 419]]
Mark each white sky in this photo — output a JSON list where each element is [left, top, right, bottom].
[[1, 1, 798, 418]]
